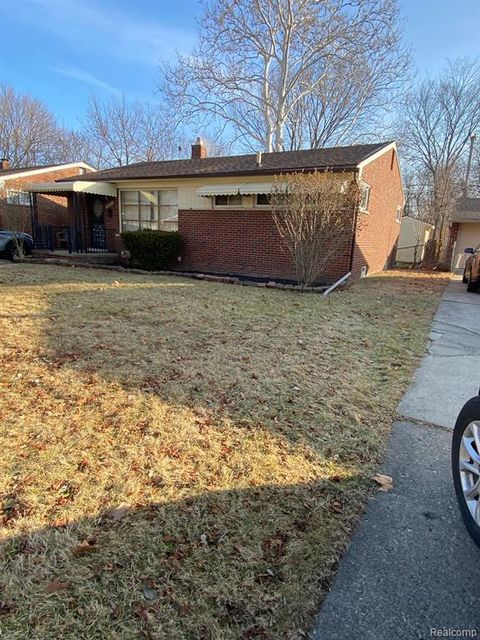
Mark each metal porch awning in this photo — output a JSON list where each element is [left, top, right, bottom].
[[196, 182, 287, 197], [28, 181, 117, 197], [239, 182, 286, 195], [196, 184, 242, 197]]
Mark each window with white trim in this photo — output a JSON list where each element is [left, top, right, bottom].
[[359, 183, 370, 211], [120, 189, 178, 231], [214, 194, 243, 207], [396, 205, 403, 223], [6, 189, 30, 206]]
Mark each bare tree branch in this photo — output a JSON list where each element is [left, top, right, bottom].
[[271, 172, 360, 286], [400, 58, 480, 264], [159, 0, 409, 152], [81, 94, 187, 168]]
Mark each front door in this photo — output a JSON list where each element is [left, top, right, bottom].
[[88, 197, 107, 250]]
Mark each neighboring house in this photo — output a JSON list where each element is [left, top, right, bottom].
[[396, 215, 434, 266], [29, 140, 404, 282], [448, 198, 480, 273], [0, 159, 95, 233]]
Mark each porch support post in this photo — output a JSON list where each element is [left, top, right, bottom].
[[30, 192, 39, 246]]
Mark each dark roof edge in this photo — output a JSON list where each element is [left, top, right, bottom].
[[67, 164, 360, 183]]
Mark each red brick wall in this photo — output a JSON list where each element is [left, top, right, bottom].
[[104, 196, 124, 252], [177, 150, 403, 283], [178, 209, 353, 282], [0, 166, 92, 232], [352, 148, 404, 277]]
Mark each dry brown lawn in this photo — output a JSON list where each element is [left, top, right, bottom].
[[0, 264, 449, 639]]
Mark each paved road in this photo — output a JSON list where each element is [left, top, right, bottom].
[[312, 280, 480, 640]]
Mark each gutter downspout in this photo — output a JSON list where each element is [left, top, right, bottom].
[[323, 271, 352, 296], [349, 169, 360, 274]]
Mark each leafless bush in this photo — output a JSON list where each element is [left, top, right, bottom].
[[271, 172, 360, 286]]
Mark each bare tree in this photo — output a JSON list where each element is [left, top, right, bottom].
[[271, 172, 360, 286], [285, 53, 405, 149], [401, 58, 480, 264], [81, 94, 186, 168], [50, 128, 99, 168], [0, 85, 65, 167], [159, 0, 409, 152]]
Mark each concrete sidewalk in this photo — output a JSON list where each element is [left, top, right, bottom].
[[312, 280, 480, 640]]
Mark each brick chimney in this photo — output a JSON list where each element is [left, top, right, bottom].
[[191, 137, 207, 159], [0, 158, 10, 170]]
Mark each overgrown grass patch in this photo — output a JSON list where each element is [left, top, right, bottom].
[[0, 264, 449, 639]]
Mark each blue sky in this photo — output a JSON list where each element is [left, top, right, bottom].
[[0, 0, 478, 130]]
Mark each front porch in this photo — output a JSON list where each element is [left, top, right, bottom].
[[29, 180, 120, 255]]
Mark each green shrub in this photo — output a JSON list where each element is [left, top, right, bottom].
[[121, 230, 182, 271]]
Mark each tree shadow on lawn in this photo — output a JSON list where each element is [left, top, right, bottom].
[[0, 267, 449, 638], [39, 271, 449, 458], [0, 479, 365, 640]]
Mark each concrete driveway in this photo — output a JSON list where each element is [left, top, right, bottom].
[[312, 278, 480, 640], [398, 278, 480, 428]]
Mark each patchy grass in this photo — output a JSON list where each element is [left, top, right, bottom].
[[0, 264, 449, 639]]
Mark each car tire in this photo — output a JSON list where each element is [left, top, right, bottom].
[[467, 270, 478, 292], [452, 396, 480, 547], [6, 241, 17, 261]]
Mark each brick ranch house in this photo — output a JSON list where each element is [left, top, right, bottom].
[[0, 160, 94, 234], [29, 140, 404, 282]]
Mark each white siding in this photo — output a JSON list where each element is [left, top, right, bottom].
[[396, 217, 433, 264], [452, 222, 480, 272]]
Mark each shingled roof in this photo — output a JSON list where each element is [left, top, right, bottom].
[[0, 162, 95, 179], [0, 163, 60, 177], [66, 142, 394, 183], [451, 197, 480, 222]]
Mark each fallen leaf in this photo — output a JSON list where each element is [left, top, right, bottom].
[[105, 503, 131, 521], [45, 581, 70, 593], [73, 539, 97, 556], [372, 474, 393, 492]]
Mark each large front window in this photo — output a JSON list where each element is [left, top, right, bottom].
[[120, 190, 178, 231]]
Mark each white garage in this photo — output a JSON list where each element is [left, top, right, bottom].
[[450, 198, 480, 273]]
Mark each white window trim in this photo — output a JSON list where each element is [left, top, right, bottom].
[[119, 188, 178, 232], [359, 182, 371, 213], [396, 205, 403, 224], [6, 188, 30, 206]]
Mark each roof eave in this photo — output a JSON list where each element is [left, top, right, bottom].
[[69, 164, 359, 183]]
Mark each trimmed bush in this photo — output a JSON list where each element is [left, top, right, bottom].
[[121, 230, 182, 271]]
